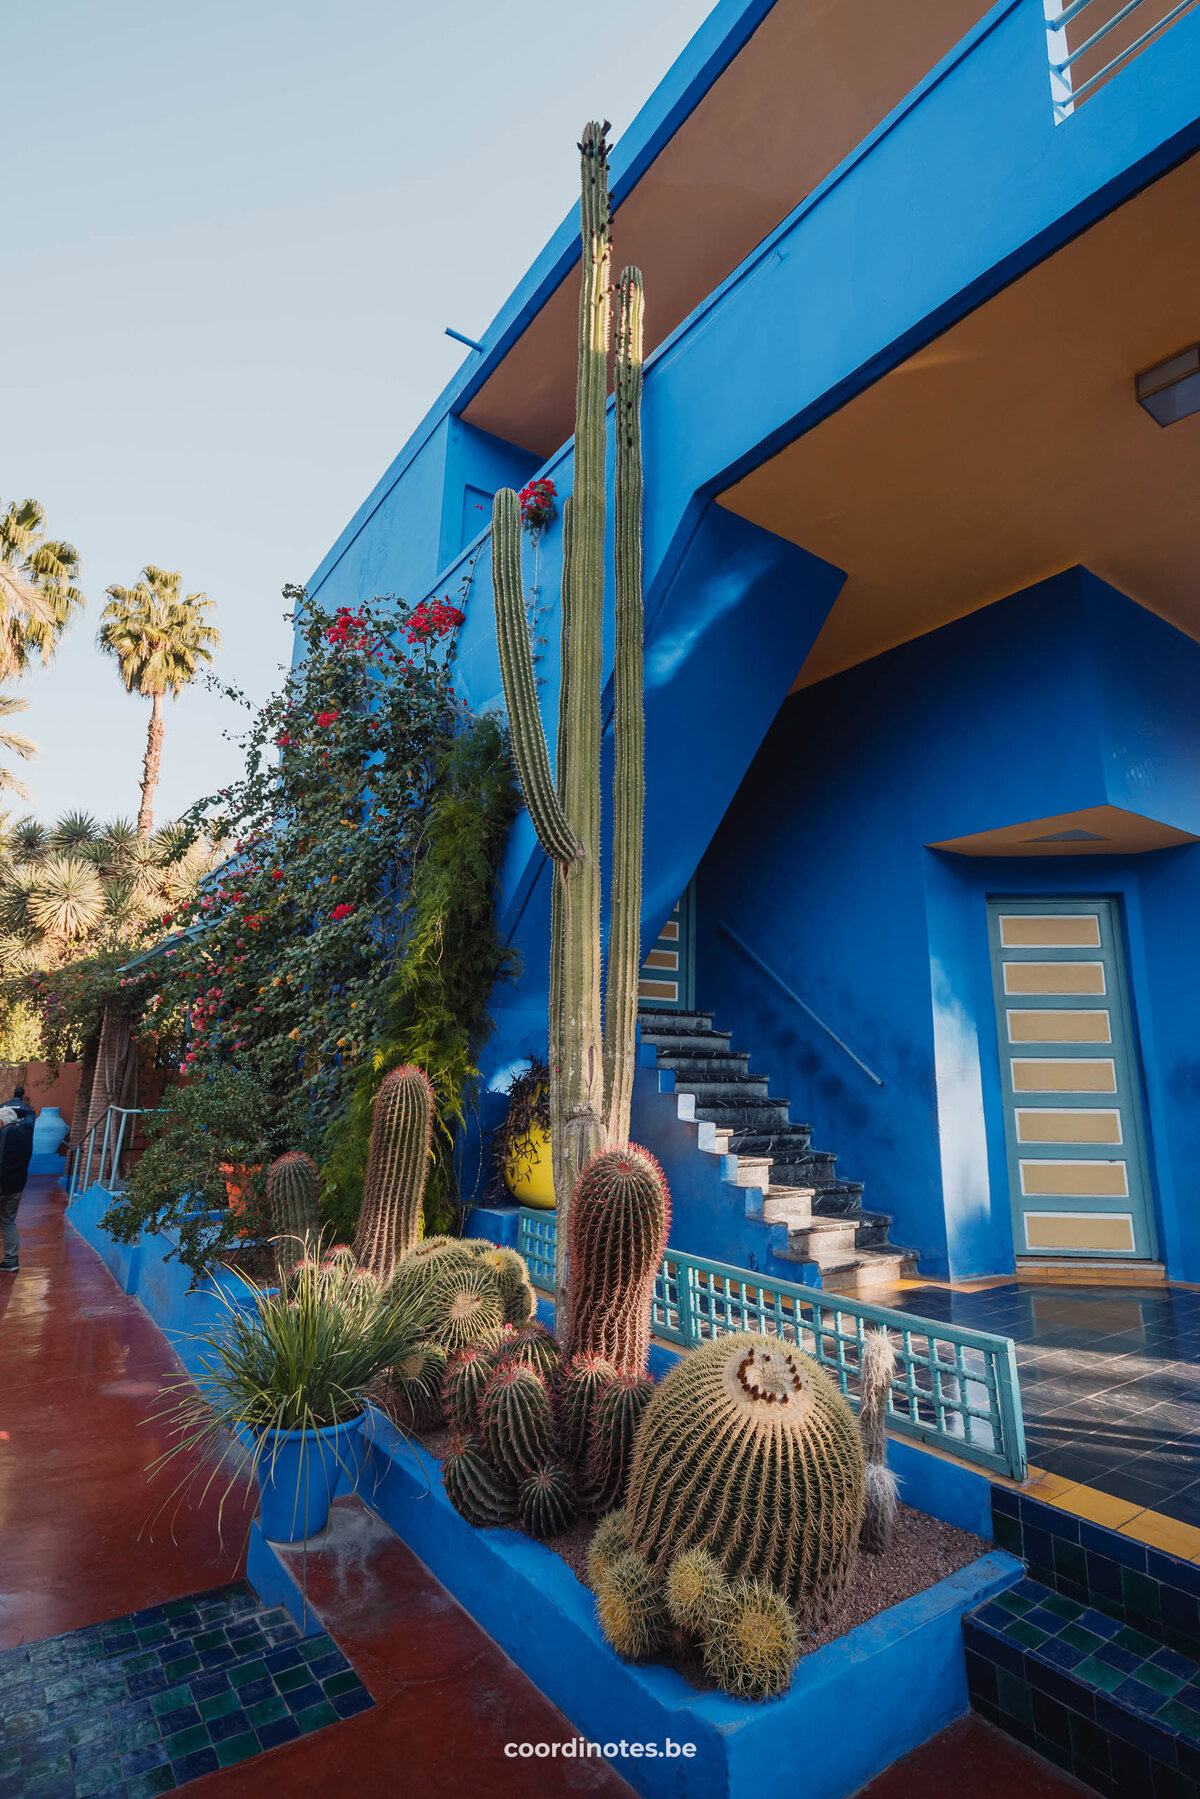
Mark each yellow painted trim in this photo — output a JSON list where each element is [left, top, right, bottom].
[[1044, 1484, 1144, 1528], [1119, 1511, 1200, 1560]]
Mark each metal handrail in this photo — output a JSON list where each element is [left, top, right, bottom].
[[517, 1209, 1026, 1481], [717, 921, 884, 1087], [1047, 0, 1200, 117], [68, 1105, 145, 1199]]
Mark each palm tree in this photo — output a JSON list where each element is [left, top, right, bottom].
[[0, 498, 84, 677], [96, 566, 221, 838], [0, 696, 37, 801]]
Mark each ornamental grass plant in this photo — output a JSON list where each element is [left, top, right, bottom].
[[150, 1249, 433, 1537]]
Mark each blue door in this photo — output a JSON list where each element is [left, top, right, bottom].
[[638, 881, 696, 1011], [987, 897, 1157, 1261]]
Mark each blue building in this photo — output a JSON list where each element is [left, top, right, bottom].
[[305, 0, 1200, 1291]]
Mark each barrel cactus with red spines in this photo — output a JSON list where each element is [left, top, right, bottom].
[[479, 1361, 557, 1483], [443, 1435, 518, 1528], [444, 1344, 492, 1435], [584, 1371, 654, 1514], [565, 1145, 670, 1373], [352, 1065, 435, 1283], [558, 1353, 619, 1466]]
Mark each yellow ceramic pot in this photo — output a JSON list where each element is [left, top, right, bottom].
[[504, 1124, 555, 1209]]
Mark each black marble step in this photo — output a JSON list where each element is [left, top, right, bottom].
[[653, 1052, 751, 1078], [692, 1097, 791, 1130], [728, 1125, 815, 1155], [854, 1210, 895, 1248], [639, 1026, 733, 1055], [637, 1010, 716, 1033], [671, 1076, 771, 1105], [810, 1182, 867, 1218], [764, 1150, 839, 1188]]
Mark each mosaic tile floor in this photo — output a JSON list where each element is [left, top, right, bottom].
[[0, 1583, 372, 1798], [899, 1282, 1200, 1521]]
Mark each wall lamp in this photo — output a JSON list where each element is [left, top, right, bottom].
[[1136, 344, 1200, 427]]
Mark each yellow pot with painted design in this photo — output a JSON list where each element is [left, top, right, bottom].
[[505, 1125, 555, 1209]]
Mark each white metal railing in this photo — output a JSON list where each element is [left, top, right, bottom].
[[1046, 0, 1200, 120], [68, 1106, 145, 1200]]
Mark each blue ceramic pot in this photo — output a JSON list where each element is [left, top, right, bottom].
[[255, 1411, 365, 1542]]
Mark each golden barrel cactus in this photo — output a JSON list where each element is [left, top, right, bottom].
[[622, 1332, 865, 1624]]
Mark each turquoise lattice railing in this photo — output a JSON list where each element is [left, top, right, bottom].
[[517, 1208, 1026, 1481]]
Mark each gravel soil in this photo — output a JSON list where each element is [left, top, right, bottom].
[[394, 1416, 986, 1668]]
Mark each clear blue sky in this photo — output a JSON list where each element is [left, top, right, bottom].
[[1, 0, 713, 827]]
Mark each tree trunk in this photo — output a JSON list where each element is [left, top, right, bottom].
[[138, 691, 164, 840]]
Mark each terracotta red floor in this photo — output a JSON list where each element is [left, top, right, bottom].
[[2, 1177, 1089, 1797]]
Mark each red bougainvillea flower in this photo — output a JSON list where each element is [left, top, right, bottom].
[[330, 902, 356, 922], [276, 731, 291, 747], [315, 709, 338, 728], [406, 597, 466, 645], [518, 475, 557, 532]]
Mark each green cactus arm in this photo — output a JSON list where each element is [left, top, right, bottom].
[[555, 122, 613, 1335], [548, 500, 573, 1228], [604, 266, 646, 1148], [491, 487, 580, 865]]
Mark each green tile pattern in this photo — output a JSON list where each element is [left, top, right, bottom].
[[0, 1581, 372, 1796]]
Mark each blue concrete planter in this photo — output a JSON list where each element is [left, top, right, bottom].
[[255, 1414, 366, 1543], [333, 1413, 1021, 1799]]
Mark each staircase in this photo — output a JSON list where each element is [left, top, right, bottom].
[[637, 1006, 915, 1292]]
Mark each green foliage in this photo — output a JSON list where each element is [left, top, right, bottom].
[[325, 711, 520, 1237], [0, 995, 43, 1061], [151, 1254, 432, 1535], [102, 1067, 281, 1280]]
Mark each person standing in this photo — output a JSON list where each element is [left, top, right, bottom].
[[0, 1097, 36, 1274]]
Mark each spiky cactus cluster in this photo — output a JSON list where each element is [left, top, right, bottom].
[[439, 1306, 650, 1539], [266, 1152, 320, 1274], [592, 1521, 801, 1700], [566, 1147, 670, 1374], [858, 1328, 900, 1555], [621, 1333, 865, 1624], [352, 1065, 434, 1283], [492, 124, 653, 1349], [388, 1341, 448, 1430], [444, 1436, 517, 1528]]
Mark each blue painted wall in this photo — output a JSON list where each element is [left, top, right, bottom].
[[694, 571, 1200, 1281]]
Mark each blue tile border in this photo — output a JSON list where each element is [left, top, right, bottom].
[[0, 1585, 372, 1796]]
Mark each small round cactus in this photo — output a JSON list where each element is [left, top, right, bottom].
[[586, 1509, 630, 1593], [426, 1265, 505, 1354], [444, 1344, 493, 1436], [472, 1243, 536, 1324], [702, 1579, 799, 1701], [443, 1435, 519, 1529], [388, 1340, 448, 1429], [622, 1332, 864, 1623], [266, 1152, 321, 1274], [518, 1463, 577, 1539], [584, 1372, 654, 1514], [595, 1552, 668, 1660], [479, 1361, 557, 1483], [497, 1321, 561, 1381], [558, 1353, 619, 1467], [665, 1549, 730, 1636], [566, 1145, 670, 1374]]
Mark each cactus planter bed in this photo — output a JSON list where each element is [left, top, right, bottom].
[[269, 1410, 1022, 1799]]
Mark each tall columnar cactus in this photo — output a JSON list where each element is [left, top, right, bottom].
[[620, 1333, 865, 1624], [566, 1147, 670, 1374], [492, 122, 648, 1339], [352, 1065, 434, 1283], [858, 1328, 900, 1555], [266, 1152, 320, 1273]]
